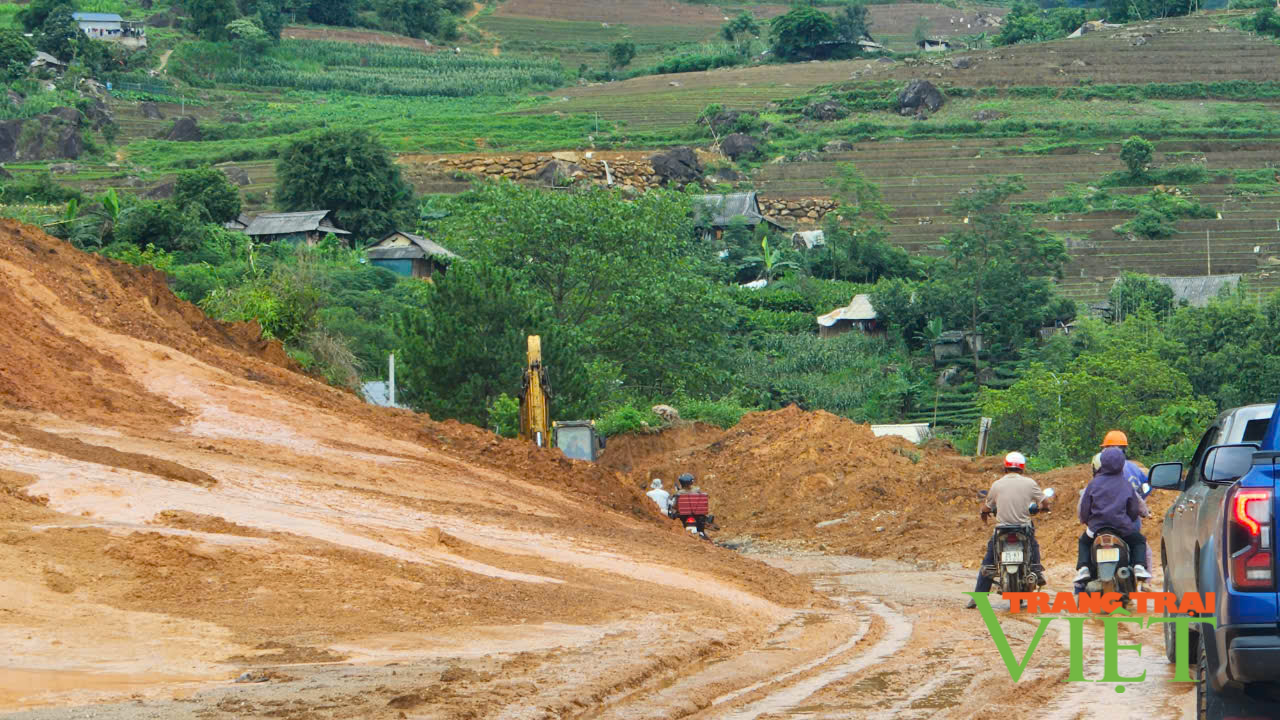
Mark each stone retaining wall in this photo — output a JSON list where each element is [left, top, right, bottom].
[[426, 153, 838, 224]]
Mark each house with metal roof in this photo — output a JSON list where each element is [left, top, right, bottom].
[[1157, 274, 1241, 307], [693, 192, 785, 240], [243, 211, 350, 245], [817, 294, 882, 338], [365, 231, 460, 279], [29, 51, 67, 73], [73, 12, 145, 45]]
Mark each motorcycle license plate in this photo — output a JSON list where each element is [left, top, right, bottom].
[[1001, 549, 1024, 563], [1097, 548, 1120, 563]]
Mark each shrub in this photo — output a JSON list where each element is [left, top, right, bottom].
[[488, 393, 520, 437], [115, 201, 195, 252], [1120, 136, 1153, 177], [678, 398, 749, 429], [596, 404, 664, 436]]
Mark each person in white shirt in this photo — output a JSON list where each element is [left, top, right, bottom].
[[645, 478, 669, 513]]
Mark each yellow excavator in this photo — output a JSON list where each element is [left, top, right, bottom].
[[519, 335, 605, 461]]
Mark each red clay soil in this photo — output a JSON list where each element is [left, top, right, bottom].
[[603, 407, 1176, 567], [0, 218, 659, 518], [0, 219, 825, 714]]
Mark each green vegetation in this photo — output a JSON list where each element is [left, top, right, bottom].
[[275, 127, 414, 240], [170, 40, 566, 96], [983, 286, 1280, 466]]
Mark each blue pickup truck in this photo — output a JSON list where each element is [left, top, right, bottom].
[[1149, 400, 1280, 719]]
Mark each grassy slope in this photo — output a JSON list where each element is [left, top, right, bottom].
[[10, 4, 1280, 302]]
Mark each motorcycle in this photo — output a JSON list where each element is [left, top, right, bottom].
[[670, 491, 716, 540], [1083, 527, 1138, 607], [982, 488, 1055, 608]]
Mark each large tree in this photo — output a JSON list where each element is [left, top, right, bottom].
[[769, 6, 838, 60], [433, 180, 734, 402], [308, 0, 356, 26], [189, 0, 240, 41], [175, 166, 242, 224], [941, 176, 1068, 383], [395, 262, 603, 425], [37, 7, 82, 61], [375, 0, 442, 38], [17, 0, 75, 32], [275, 128, 415, 241], [0, 30, 35, 81], [239, 0, 284, 39]]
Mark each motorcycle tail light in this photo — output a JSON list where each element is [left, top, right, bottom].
[[1005, 534, 1019, 542]]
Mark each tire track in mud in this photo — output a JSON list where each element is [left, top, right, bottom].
[[715, 599, 913, 720], [1038, 616, 1194, 720]]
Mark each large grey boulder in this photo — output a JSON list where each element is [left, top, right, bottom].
[[649, 146, 701, 185], [720, 133, 761, 161], [165, 116, 202, 142], [897, 79, 945, 115]]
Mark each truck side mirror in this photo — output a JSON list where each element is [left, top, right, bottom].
[[599, 435, 606, 450], [1148, 462, 1183, 491], [1202, 443, 1260, 485]]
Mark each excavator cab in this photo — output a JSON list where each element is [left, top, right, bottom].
[[553, 420, 605, 462]]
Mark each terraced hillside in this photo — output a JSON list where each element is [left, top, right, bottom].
[[481, 0, 1005, 67], [537, 13, 1280, 129]]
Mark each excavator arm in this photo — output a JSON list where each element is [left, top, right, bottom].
[[518, 335, 551, 447]]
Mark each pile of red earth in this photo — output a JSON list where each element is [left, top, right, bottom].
[[0, 219, 658, 518], [603, 407, 1177, 568]]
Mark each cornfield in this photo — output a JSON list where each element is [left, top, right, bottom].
[[173, 40, 566, 97]]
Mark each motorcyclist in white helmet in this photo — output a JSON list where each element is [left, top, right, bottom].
[[966, 451, 1049, 608]]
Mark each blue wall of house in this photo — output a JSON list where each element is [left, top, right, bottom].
[[371, 259, 414, 277]]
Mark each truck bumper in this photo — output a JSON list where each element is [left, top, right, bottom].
[[1214, 624, 1280, 688], [1228, 633, 1280, 684]]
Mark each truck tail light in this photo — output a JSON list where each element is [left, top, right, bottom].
[[1228, 488, 1275, 591]]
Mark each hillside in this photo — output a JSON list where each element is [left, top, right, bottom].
[[13, 9, 1273, 301], [0, 219, 818, 714]]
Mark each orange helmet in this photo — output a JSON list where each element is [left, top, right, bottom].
[[1101, 430, 1129, 448]]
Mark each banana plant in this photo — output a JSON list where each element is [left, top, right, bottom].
[[739, 236, 800, 282]]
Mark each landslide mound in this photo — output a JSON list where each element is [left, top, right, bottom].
[[0, 220, 656, 516], [605, 406, 1175, 568], [0, 219, 293, 426]]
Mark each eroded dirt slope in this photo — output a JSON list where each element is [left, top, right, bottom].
[[603, 408, 1176, 567], [0, 220, 816, 716]]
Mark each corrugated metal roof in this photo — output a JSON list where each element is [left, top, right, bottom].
[[73, 12, 123, 22], [694, 192, 765, 227], [30, 51, 66, 66], [244, 211, 349, 236], [367, 232, 460, 260], [1156, 275, 1240, 307], [817, 294, 876, 326]]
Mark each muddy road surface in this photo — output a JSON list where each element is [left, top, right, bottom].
[[7, 552, 1218, 720]]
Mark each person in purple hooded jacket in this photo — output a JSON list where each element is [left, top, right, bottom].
[[1074, 445, 1151, 583]]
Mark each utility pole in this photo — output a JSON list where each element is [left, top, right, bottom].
[[388, 353, 396, 407], [1206, 230, 1212, 275]]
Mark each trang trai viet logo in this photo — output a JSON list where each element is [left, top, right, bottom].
[[965, 591, 1216, 689]]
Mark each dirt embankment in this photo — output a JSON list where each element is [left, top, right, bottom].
[[604, 407, 1176, 567], [0, 219, 818, 715]]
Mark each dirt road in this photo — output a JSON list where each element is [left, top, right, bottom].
[[4, 549, 1206, 719]]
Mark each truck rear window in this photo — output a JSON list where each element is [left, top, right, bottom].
[[1242, 419, 1269, 444]]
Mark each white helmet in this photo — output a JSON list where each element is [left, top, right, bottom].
[[651, 478, 663, 489], [1004, 451, 1027, 472]]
